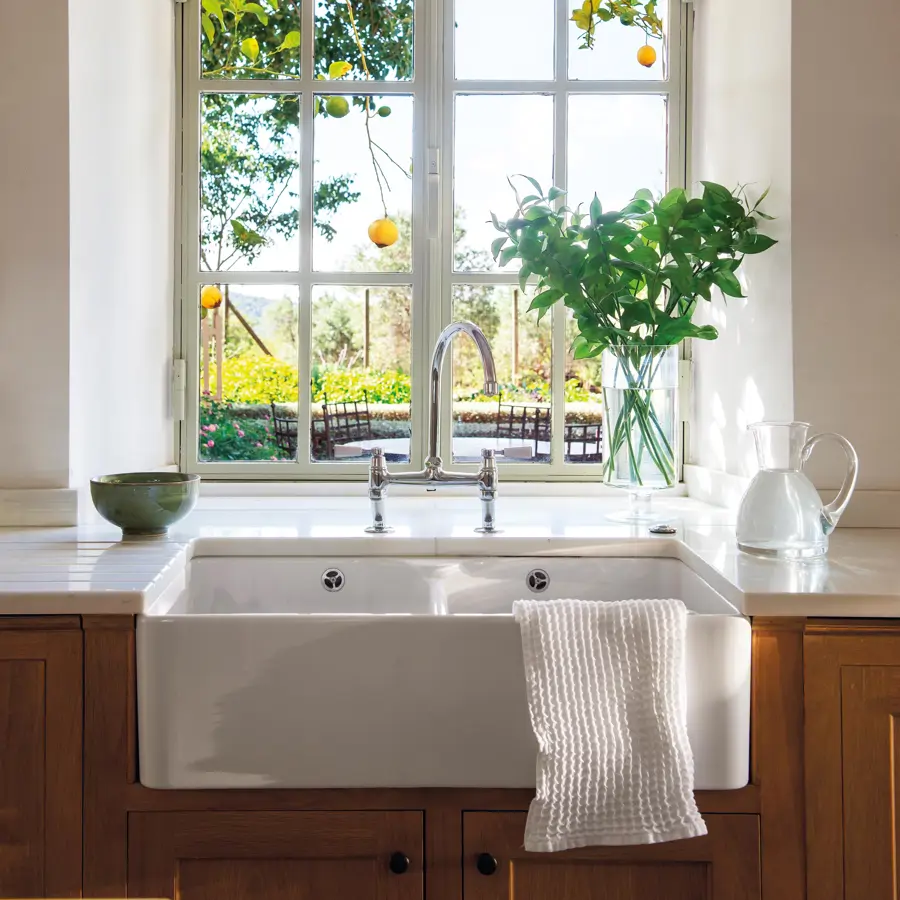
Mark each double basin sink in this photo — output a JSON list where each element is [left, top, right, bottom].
[[138, 551, 751, 790]]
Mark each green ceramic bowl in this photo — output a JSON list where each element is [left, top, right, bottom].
[[90, 473, 200, 536]]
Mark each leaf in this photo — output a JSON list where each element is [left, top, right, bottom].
[[701, 181, 733, 203], [242, 3, 269, 24], [328, 60, 352, 79], [516, 174, 544, 198], [634, 187, 655, 203], [498, 245, 519, 268], [202, 0, 224, 21], [201, 12, 215, 43], [589, 195, 603, 225], [640, 224, 665, 243], [241, 37, 260, 61], [737, 233, 778, 254], [528, 289, 561, 311], [683, 198, 704, 218], [490, 236, 507, 260], [548, 186, 567, 202], [518, 264, 532, 292], [712, 269, 744, 298], [278, 30, 301, 50], [659, 187, 686, 210]]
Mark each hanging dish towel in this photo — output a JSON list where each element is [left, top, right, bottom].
[[513, 597, 706, 851]]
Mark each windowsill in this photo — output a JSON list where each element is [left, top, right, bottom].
[[198, 480, 690, 498]]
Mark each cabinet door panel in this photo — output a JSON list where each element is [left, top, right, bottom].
[[0, 629, 81, 900], [463, 812, 759, 900], [0, 661, 44, 897], [129, 810, 423, 900], [840, 666, 900, 900]]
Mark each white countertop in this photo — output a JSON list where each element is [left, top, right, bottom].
[[0, 495, 898, 617]]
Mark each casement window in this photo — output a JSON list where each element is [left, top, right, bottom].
[[179, 0, 686, 479]]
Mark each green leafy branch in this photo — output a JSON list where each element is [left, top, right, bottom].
[[572, 0, 663, 49], [202, 0, 301, 79], [490, 177, 777, 360]]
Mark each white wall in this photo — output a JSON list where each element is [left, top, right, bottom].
[[68, 0, 176, 487], [0, 1, 71, 488], [689, 0, 793, 479], [791, 0, 900, 491]]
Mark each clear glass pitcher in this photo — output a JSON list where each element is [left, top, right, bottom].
[[736, 422, 858, 559]]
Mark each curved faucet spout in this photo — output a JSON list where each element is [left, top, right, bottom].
[[428, 321, 498, 462]]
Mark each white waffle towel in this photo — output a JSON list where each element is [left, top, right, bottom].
[[514, 597, 707, 851]]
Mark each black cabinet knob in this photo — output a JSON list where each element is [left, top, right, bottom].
[[389, 852, 410, 875], [476, 853, 498, 876]]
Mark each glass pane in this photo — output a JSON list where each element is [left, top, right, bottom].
[[454, 94, 554, 272], [454, 0, 554, 80], [451, 285, 551, 464], [201, 1, 301, 80], [567, 94, 666, 213], [568, 0, 667, 81], [311, 285, 412, 463], [198, 284, 300, 463], [200, 94, 300, 272], [315, 0, 414, 81], [564, 313, 604, 465], [313, 94, 413, 272]]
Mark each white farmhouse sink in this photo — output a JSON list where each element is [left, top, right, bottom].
[[138, 556, 751, 790]]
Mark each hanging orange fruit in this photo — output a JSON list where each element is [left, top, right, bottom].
[[368, 218, 399, 248], [200, 285, 223, 309], [637, 44, 657, 67]]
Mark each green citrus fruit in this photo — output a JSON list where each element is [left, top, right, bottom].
[[377, 105, 392, 118], [325, 96, 350, 118]]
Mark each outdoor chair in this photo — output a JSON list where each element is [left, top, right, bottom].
[[270, 403, 298, 458], [563, 421, 603, 462], [322, 392, 374, 459], [496, 402, 551, 457]]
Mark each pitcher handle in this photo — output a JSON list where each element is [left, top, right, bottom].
[[800, 432, 859, 533]]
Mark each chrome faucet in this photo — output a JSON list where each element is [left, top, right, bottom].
[[366, 321, 501, 534]]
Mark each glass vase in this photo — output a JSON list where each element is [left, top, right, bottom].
[[601, 345, 678, 520]]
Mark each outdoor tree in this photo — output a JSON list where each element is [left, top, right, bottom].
[[199, 0, 414, 271]]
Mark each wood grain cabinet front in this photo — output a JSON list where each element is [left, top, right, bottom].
[[0, 623, 82, 899], [806, 628, 900, 900], [462, 812, 761, 900], [127, 811, 424, 900]]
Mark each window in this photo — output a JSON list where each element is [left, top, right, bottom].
[[180, 0, 685, 478]]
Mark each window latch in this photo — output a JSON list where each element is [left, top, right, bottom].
[[678, 358, 692, 423], [172, 358, 187, 421]]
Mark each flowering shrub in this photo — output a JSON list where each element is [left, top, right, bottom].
[[208, 354, 299, 404], [310, 365, 411, 405], [207, 354, 412, 406], [199, 398, 292, 462], [455, 378, 596, 404]]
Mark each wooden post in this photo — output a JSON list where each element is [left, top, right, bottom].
[[214, 309, 224, 402], [201, 315, 211, 396], [512, 289, 520, 380], [364, 288, 370, 368]]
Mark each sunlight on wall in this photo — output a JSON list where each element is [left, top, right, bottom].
[[689, 0, 792, 480]]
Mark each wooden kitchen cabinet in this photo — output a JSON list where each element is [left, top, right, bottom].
[[0, 620, 82, 898], [462, 812, 761, 900], [127, 810, 423, 900], [805, 626, 900, 900]]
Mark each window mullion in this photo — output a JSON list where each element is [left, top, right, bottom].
[[549, 0, 570, 473], [437, 0, 455, 465]]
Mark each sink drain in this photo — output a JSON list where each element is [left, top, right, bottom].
[[526, 569, 550, 593], [321, 568, 345, 592]]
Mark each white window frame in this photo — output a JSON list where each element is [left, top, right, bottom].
[[176, 0, 689, 481]]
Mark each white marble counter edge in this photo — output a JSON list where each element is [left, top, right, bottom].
[[0, 527, 896, 618]]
